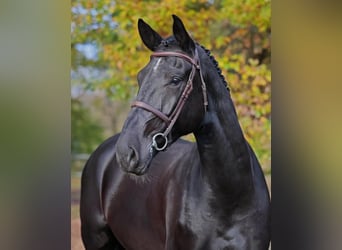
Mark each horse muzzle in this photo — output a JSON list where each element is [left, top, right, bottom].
[[115, 133, 155, 176]]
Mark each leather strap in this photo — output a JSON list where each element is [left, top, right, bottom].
[[151, 51, 199, 69], [131, 101, 171, 124], [131, 48, 207, 151]]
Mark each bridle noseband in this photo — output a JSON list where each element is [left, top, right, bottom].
[[131, 48, 208, 151]]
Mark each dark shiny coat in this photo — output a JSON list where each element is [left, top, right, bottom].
[[80, 15, 270, 250]]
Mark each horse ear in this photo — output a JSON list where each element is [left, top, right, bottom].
[[172, 15, 195, 53], [138, 18, 162, 51]]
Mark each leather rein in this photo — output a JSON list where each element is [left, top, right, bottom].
[[131, 48, 208, 151]]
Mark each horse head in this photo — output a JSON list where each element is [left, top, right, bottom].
[[115, 15, 207, 175]]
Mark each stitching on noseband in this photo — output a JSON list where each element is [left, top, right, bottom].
[[131, 48, 208, 151]]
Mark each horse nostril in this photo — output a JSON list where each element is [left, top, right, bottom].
[[127, 146, 139, 169]]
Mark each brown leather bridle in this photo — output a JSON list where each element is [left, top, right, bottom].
[[131, 48, 208, 151]]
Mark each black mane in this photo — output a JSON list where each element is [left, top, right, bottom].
[[198, 44, 230, 91]]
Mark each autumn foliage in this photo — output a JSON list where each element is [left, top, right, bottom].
[[71, 0, 271, 170]]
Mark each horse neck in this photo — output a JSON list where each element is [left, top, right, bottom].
[[194, 51, 253, 196]]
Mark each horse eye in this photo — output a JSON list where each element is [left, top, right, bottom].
[[170, 77, 182, 85]]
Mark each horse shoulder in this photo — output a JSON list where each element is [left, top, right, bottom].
[[80, 133, 122, 248], [81, 134, 121, 193]]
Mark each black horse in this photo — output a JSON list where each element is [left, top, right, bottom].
[[80, 15, 270, 250]]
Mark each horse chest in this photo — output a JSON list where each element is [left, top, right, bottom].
[[165, 182, 263, 250], [106, 182, 166, 249], [171, 211, 261, 250]]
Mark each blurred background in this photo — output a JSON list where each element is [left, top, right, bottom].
[[71, 0, 271, 249], [1, 0, 341, 249]]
